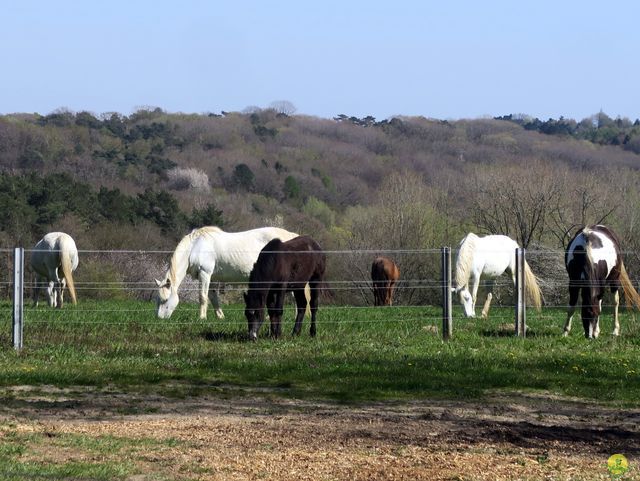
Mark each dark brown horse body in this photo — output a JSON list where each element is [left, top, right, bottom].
[[564, 224, 640, 338], [244, 236, 326, 341], [371, 256, 400, 306]]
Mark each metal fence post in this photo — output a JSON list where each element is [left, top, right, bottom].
[[442, 246, 452, 340], [514, 247, 526, 337], [13, 247, 24, 350]]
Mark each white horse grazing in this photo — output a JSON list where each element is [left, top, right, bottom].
[[156, 226, 305, 319], [30, 232, 79, 308], [454, 232, 542, 318]]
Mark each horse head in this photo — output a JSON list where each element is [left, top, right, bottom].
[[456, 285, 476, 318], [244, 291, 265, 341], [156, 277, 179, 319], [579, 259, 608, 338], [580, 292, 601, 338]]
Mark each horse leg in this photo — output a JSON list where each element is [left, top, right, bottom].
[[563, 285, 579, 336], [480, 280, 495, 319], [269, 289, 284, 339], [389, 280, 397, 306], [593, 298, 603, 338], [32, 275, 41, 307], [58, 277, 66, 308], [385, 280, 393, 306], [198, 271, 212, 320], [470, 274, 481, 317], [612, 289, 620, 336], [292, 289, 307, 336], [209, 282, 225, 319], [47, 280, 56, 307]]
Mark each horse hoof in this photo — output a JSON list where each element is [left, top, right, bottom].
[[562, 331, 569, 337]]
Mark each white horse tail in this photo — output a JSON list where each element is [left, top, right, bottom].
[[455, 233, 478, 290], [619, 262, 640, 310], [59, 239, 77, 305], [304, 283, 311, 316], [523, 260, 542, 311]]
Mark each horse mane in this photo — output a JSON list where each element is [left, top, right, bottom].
[[191, 226, 224, 237], [167, 226, 224, 285], [455, 232, 478, 290], [249, 238, 283, 285]]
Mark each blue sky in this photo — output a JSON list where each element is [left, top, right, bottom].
[[1, 0, 638, 121]]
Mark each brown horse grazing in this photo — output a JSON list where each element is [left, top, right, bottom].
[[244, 236, 326, 341], [565, 224, 640, 338], [371, 256, 400, 306]]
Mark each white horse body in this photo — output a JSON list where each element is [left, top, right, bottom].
[[156, 226, 301, 319], [454, 233, 542, 318], [30, 232, 79, 308]]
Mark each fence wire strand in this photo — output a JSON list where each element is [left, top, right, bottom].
[[4, 246, 640, 333]]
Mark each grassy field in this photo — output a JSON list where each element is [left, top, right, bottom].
[[0, 299, 639, 406]]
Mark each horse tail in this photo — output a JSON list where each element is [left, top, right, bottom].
[[523, 260, 542, 311], [619, 262, 640, 310], [454, 233, 477, 290], [304, 282, 311, 316], [59, 238, 77, 305]]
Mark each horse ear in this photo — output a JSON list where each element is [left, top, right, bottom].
[[155, 278, 163, 287]]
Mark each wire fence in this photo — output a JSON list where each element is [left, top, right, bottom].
[[3, 246, 639, 346]]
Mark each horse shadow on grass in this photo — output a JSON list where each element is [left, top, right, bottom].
[[480, 325, 552, 338], [200, 329, 249, 343]]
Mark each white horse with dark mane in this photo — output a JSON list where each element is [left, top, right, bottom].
[[156, 226, 305, 319], [454, 232, 542, 318], [30, 232, 79, 308]]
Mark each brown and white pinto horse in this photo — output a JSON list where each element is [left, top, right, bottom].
[[371, 256, 400, 306], [564, 225, 640, 338]]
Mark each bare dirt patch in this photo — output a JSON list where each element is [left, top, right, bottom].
[[1, 386, 639, 480]]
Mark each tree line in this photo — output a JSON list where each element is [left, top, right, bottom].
[[495, 112, 640, 153]]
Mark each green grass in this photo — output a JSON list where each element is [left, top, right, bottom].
[[0, 299, 639, 405], [0, 426, 180, 481]]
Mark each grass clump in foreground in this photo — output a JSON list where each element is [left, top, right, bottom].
[[0, 299, 638, 405]]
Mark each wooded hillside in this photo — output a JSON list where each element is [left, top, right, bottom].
[[1, 107, 640, 259]]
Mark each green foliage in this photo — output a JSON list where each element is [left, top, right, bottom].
[[497, 112, 640, 149], [250, 112, 278, 139], [18, 146, 45, 168], [189, 203, 224, 229], [135, 189, 185, 233], [80, 259, 127, 300], [75, 111, 102, 129], [232, 163, 255, 191], [0, 173, 191, 241], [283, 175, 301, 200], [311, 167, 333, 190], [302, 196, 335, 227], [96, 187, 136, 224]]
